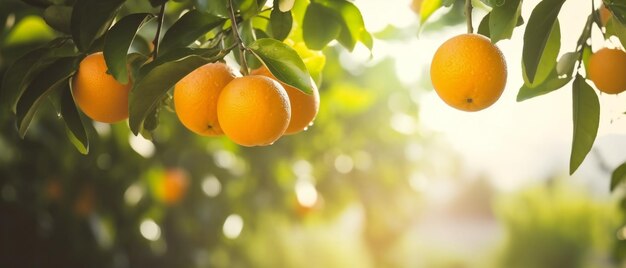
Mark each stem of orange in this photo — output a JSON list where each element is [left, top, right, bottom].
[[227, 0, 249, 75], [466, 0, 473, 34]]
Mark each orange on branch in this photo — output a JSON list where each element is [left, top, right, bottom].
[[430, 34, 507, 112], [251, 67, 319, 134], [217, 76, 291, 147], [174, 63, 237, 136], [72, 52, 131, 123], [588, 48, 626, 94]]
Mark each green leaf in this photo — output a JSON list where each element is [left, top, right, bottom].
[[43, 5, 72, 34], [569, 75, 600, 175], [1, 48, 50, 113], [2, 39, 76, 113], [236, 0, 259, 20], [206, 0, 230, 18], [129, 49, 224, 135], [489, 0, 521, 43], [159, 10, 224, 55], [61, 84, 88, 154], [478, 14, 490, 38], [16, 57, 79, 138], [270, 5, 293, 41], [104, 13, 153, 84], [556, 51, 578, 77], [318, 0, 369, 51], [606, 17, 626, 49], [420, 0, 442, 24], [523, 20, 561, 87], [522, 0, 565, 84], [517, 69, 571, 102], [303, 3, 341, 50], [611, 162, 626, 191], [239, 20, 261, 69], [249, 38, 314, 94], [4, 16, 55, 46], [127, 53, 150, 82], [360, 30, 373, 50], [71, 0, 125, 51], [149, 0, 168, 7], [279, 0, 295, 12], [606, 1, 626, 25]]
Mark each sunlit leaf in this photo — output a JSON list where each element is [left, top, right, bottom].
[[61, 84, 88, 154], [569, 75, 599, 175], [517, 69, 571, 102], [319, 0, 369, 51], [420, 0, 442, 24], [159, 10, 224, 55], [556, 52, 578, 77], [16, 57, 79, 138], [523, 20, 561, 87], [522, 0, 565, 84], [489, 0, 521, 43], [4, 16, 55, 46], [303, 3, 341, 50], [129, 49, 224, 135], [249, 38, 314, 94], [71, 0, 125, 51], [104, 13, 153, 84], [278, 0, 295, 12]]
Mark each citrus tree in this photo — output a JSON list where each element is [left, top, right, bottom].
[[3, 0, 626, 266]]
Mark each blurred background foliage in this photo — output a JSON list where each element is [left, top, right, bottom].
[[1, 0, 626, 267]]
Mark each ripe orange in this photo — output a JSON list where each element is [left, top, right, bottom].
[[430, 33, 507, 112], [588, 48, 626, 94], [174, 63, 237, 136], [217, 76, 291, 146], [251, 67, 319, 134], [72, 52, 131, 123], [156, 168, 189, 205]]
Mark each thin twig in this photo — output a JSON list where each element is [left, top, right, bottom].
[[153, 3, 166, 60], [466, 0, 473, 34], [227, 0, 249, 75]]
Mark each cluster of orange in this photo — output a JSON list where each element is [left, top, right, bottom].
[[71, 53, 319, 147]]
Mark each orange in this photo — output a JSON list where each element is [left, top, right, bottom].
[[251, 67, 319, 134], [74, 185, 95, 217], [588, 48, 626, 94], [156, 168, 189, 205], [430, 33, 507, 112], [72, 52, 131, 123], [217, 76, 291, 146], [174, 63, 236, 136]]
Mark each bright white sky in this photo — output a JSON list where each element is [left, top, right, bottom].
[[353, 0, 626, 192]]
